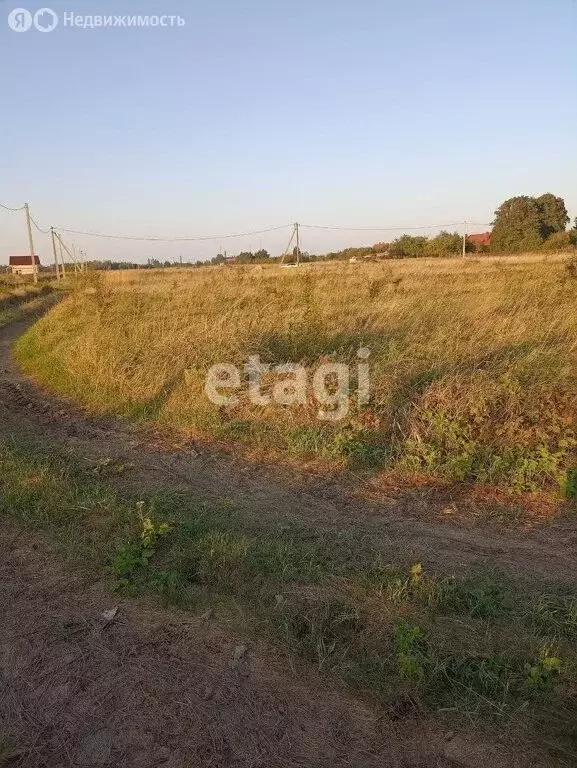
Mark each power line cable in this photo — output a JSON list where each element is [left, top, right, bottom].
[[2, 203, 493, 244], [300, 221, 492, 232], [0, 202, 26, 212], [52, 223, 294, 242], [29, 215, 51, 234]]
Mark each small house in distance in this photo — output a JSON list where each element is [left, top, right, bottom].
[[8, 255, 40, 276], [466, 232, 491, 251]]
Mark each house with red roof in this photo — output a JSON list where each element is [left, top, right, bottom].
[[8, 255, 40, 276], [466, 232, 491, 251]]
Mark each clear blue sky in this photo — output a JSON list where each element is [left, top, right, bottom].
[[1, 0, 576, 263]]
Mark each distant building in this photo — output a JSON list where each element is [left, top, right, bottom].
[[466, 232, 491, 250], [8, 255, 40, 276]]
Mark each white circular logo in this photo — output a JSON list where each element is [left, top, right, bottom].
[[34, 7, 58, 32], [8, 8, 33, 32]]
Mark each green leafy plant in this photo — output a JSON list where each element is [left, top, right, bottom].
[[562, 468, 577, 500], [394, 620, 428, 682], [112, 501, 172, 591], [525, 650, 561, 691]]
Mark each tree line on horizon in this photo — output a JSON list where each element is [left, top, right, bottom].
[[204, 193, 576, 264], [69, 193, 577, 271]]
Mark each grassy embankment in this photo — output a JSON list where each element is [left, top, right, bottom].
[[16, 254, 577, 496], [1, 434, 577, 762], [0, 281, 58, 328]]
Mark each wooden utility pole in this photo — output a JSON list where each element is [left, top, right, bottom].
[[462, 222, 467, 257], [295, 222, 301, 266], [72, 243, 79, 272], [24, 203, 38, 284], [57, 236, 67, 277], [279, 227, 295, 266], [55, 232, 77, 274], [50, 227, 60, 279]]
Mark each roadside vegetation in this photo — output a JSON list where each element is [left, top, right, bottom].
[[15, 254, 577, 496], [1, 434, 577, 763], [0, 281, 58, 328]]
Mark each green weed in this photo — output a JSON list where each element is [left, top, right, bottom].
[[112, 501, 172, 591], [525, 650, 562, 691]]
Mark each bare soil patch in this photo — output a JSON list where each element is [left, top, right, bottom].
[[1, 521, 533, 768]]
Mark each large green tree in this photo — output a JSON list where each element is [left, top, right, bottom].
[[536, 193, 569, 239], [491, 194, 569, 252], [389, 235, 428, 258], [425, 231, 463, 256]]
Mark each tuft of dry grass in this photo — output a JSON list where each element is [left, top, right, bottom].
[[15, 254, 577, 494]]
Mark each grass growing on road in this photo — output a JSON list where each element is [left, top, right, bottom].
[[2, 435, 577, 762], [15, 255, 577, 495]]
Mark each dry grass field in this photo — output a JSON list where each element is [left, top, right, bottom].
[[3, 256, 577, 764], [0, 281, 55, 328], [16, 253, 577, 495]]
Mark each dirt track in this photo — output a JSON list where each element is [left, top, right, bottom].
[[0, 309, 573, 767], [5, 519, 488, 768]]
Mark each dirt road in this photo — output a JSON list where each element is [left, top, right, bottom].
[[5, 519, 487, 768]]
